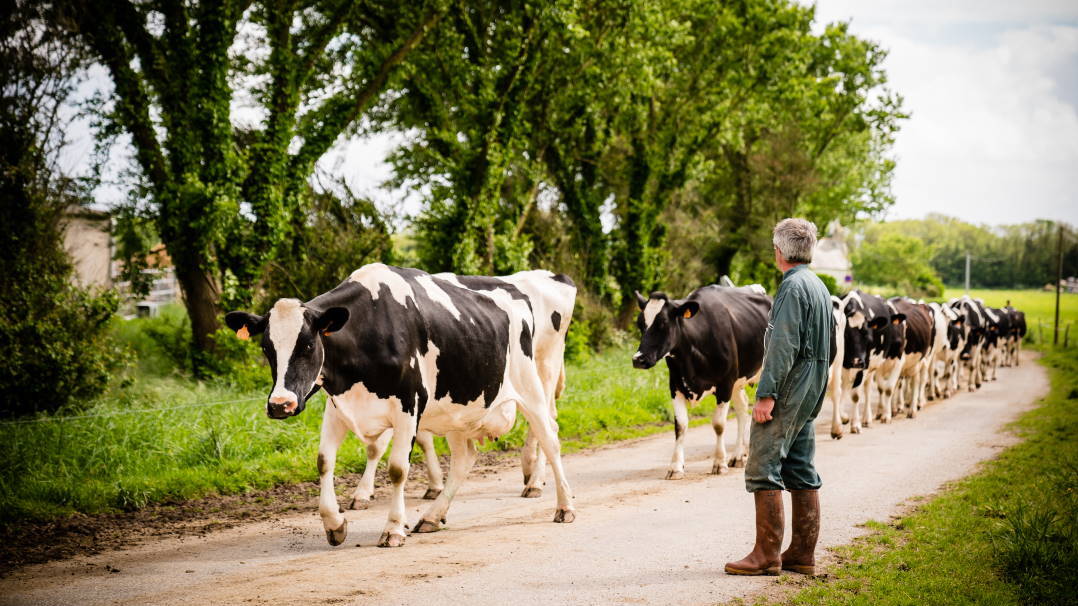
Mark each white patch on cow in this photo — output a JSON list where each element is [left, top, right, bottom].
[[745, 284, 767, 296], [414, 275, 462, 320], [268, 298, 305, 403], [983, 306, 1000, 323], [348, 263, 414, 307], [643, 298, 665, 328]]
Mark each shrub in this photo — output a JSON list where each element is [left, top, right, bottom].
[[816, 272, 840, 296]]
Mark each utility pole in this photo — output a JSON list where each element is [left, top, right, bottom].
[[1055, 225, 1063, 346], [964, 252, 971, 294]]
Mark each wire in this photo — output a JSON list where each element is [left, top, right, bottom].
[[0, 396, 265, 426]]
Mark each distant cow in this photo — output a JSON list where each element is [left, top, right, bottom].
[[226, 264, 576, 549], [632, 285, 771, 478], [889, 297, 934, 418], [949, 295, 986, 391], [842, 290, 907, 428], [926, 301, 961, 400], [1004, 306, 1027, 366]]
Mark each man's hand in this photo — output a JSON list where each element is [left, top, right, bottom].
[[753, 396, 775, 423]]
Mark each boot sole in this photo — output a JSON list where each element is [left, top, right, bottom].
[[782, 564, 816, 575], [724, 565, 780, 576]]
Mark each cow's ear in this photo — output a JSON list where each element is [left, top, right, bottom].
[[891, 313, 907, 325], [225, 311, 265, 340], [634, 290, 648, 310], [868, 317, 887, 331], [313, 307, 350, 336], [675, 300, 700, 320]]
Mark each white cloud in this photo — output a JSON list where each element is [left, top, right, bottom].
[[811, 1, 1078, 226]]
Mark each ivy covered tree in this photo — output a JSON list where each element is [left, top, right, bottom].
[[57, 0, 445, 362]]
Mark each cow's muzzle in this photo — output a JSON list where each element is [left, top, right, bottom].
[[632, 351, 656, 370], [267, 396, 299, 419]]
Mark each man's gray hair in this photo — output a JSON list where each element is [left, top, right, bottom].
[[773, 218, 818, 264]]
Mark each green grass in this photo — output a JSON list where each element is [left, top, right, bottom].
[[745, 347, 1078, 606], [0, 312, 718, 522]]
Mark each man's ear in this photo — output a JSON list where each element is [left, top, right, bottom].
[[225, 311, 266, 340], [868, 317, 888, 331], [634, 290, 648, 310], [891, 313, 907, 325], [675, 300, 700, 320], [313, 307, 350, 336]]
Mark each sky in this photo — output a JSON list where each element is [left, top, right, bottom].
[[807, 0, 1078, 226], [62, 1, 1078, 228]]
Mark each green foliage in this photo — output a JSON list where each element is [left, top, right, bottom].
[[853, 229, 944, 298], [816, 273, 840, 296], [0, 1, 125, 418]]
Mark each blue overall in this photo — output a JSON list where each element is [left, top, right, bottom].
[[745, 264, 831, 493]]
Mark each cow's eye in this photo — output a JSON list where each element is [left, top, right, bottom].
[[305, 342, 314, 352]]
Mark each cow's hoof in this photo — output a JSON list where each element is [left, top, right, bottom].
[[413, 519, 440, 533], [880, 417, 891, 425], [665, 470, 685, 480], [325, 519, 348, 546], [377, 532, 406, 548], [850, 424, 861, 435], [830, 431, 843, 440], [553, 509, 576, 523], [421, 488, 442, 500], [521, 486, 543, 498], [711, 463, 729, 475], [348, 497, 371, 510], [840, 414, 850, 424], [729, 456, 746, 469]]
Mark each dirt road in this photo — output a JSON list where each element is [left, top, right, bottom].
[[1, 352, 1047, 606]]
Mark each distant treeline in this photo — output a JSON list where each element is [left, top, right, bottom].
[[853, 214, 1078, 292]]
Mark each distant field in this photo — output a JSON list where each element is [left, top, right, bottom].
[[941, 288, 1077, 345]]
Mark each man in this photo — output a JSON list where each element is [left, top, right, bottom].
[[725, 218, 831, 576]]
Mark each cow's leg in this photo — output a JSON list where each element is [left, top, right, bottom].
[[521, 394, 556, 498], [377, 415, 416, 548], [349, 429, 391, 510], [828, 376, 844, 440], [667, 393, 690, 480], [414, 430, 477, 533], [878, 363, 900, 424], [729, 386, 750, 467], [519, 401, 575, 523], [520, 425, 541, 497], [711, 397, 732, 474], [416, 430, 444, 500], [318, 407, 350, 546]]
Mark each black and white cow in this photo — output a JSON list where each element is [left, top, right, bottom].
[[926, 301, 961, 400], [842, 290, 907, 429], [983, 306, 1010, 381], [1004, 306, 1027, 366], [824, 296, 848, 440], [632, 285, 771, 478], [949, 295, 986, 391], [834, 292, 869, 435], [226, 263, 576, 549], [889, 297, 934, 418]]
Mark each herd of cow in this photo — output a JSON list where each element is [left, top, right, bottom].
[[224, 263, 1025, 550]]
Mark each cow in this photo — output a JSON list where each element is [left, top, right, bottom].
[[949, 295, 986, 391], [842, 290, 907, 429], [632, 285, 771, 478], [983, 306, 1010, 381], [890, 297, 934, 418], [824, 296, 848, 439], [835, 291, 870, 435], [225, 263, 577, 549], [1005, 306, 1027, 366], [926, 301, 962, 400]]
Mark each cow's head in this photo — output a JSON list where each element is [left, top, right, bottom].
[[631, 291, 699, 370], [867, 312, 906, 358], [841, 295, 869, 369], [947, 317, 966, 351], [225, 299, 349, 419]]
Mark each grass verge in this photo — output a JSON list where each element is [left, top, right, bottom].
[[742, 347, 1078, 606]]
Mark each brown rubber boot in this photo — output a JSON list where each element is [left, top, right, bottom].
[[725, 490, 784, 576], [781, 489, 820, 575]]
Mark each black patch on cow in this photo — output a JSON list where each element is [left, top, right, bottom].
[[551, 310, 562, 331], [673, 420, 684, 439], [317, 453, 327, 476], [853, 370, 864, 389], [520, 321, 533, 357], [388, 464, 404, 484], [552, 273, 575, 287]]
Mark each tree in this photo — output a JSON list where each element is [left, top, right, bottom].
[[852, 230, 943, 297], [0, 0, 122, 416], [57, 0, 444, 363]]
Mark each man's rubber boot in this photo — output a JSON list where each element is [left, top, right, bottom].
[[725, 490, 783, 576], [781, 489, 820, 575]]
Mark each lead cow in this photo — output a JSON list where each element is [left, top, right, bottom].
[[226, 263, 576, 548], [632, 285, 771, 478]]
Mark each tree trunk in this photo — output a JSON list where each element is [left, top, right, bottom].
[[175, 262, 221, 366]]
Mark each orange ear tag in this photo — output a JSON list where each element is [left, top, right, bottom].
[[892, 318, 900, 325], [683, 309, 693, 319], [322, 330, 333, 336], [236, 325, 250, 340]]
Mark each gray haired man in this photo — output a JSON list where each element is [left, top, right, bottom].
[[726, 218, 831, 576]]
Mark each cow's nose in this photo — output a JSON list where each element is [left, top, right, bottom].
[[632, 352, 650, 369], [268, 396, 297, 418]]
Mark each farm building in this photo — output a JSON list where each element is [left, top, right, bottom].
[[810, 220, 854, 287]]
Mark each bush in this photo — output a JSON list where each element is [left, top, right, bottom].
[[816, 272, 840, 296]]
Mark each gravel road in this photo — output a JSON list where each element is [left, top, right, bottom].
[[0, 351, 1047, 606]]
